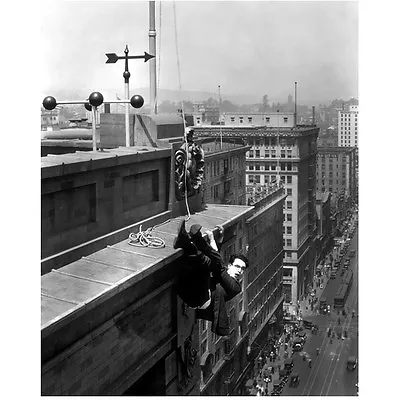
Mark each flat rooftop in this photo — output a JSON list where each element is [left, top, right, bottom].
[[41, 204, 253, 334], [193, 125, 318, 138], [41, 146, 171, 179]]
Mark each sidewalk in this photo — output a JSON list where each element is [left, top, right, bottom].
[[251, 329, 297, 395], [298, 272, 329, 318]]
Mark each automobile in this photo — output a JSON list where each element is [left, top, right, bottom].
[[284, 358, 294, 370], [289, 374, 300, 387], [303, 320, 313, 329], [347, 356, 358, 371]]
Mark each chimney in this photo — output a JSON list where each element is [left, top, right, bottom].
[[312, 106, 315, 125]]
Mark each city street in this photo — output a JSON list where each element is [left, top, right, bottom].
[[282, 221, 358, 396]]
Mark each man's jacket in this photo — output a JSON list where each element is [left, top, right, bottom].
[[195, 245, 242, 336]]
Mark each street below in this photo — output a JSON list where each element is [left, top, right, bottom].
[[282, 224, 358, 396]]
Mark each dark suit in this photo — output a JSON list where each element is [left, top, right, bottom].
[[176, 236, 242, 336]]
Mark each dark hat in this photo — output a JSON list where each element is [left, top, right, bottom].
[[189, 224, 202, 237]]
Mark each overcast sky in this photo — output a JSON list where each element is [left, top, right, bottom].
[[40, 0, 358, 103]]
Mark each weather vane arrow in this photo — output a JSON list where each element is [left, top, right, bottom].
[[105, 51, 154, 63], [105, 45, 154, 147]]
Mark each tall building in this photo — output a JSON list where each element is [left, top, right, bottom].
[[315, 192, 332, 265], [316, 146, 357, 210], [193, 124, 319, 317], [338, 105, 359, 147], [316, 146, 357, 233], [198, 185, 286, 396], [201, 139, 250, 205]]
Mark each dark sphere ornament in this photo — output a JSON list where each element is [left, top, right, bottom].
[[84, 103, 92, 111], [43, 96, 57, 110], [88, 92, 104, 108], [123, 71, 131, 80], [130, 95, 144, 109]]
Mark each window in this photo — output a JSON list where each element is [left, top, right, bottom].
[[286, 239, 292, 246], [201, 338, 208, 355], [287, 188, 292, 196], [264, 150, 270, 158], [271, 163, 276, 171], [286, 201, 292, 210], [230, 117, 235, 122], [287, 150, 292, 158], [255, 150, 260, 158], [271, 151, 276, 158], [239, 117, 244, 124], [283, 117, 288, 123], [281, 151, 286, 158], [248, 175, 254, 183], [213, 184, 219, 198], [287, 226, 292, 234], [249, 151, 254, 158], [266, 117, 270, 123], [286, 251, 292, 258], [248, 117, 253, 123], [255, 164, 260, 171], [264, 163, 269, 170], [287, 176, 292, 184], [255, 175, 261, 183], [249, 164, 254, 170]]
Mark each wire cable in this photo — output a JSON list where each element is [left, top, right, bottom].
[[173, 0, 191, 221]]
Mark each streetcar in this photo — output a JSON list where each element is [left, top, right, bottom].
[[334, 283, 350, 308]]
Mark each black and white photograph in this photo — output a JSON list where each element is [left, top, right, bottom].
[[7, 0, 391, 397]]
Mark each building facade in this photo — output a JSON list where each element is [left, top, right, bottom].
[[315, 192, 332, 265], [338, 105, 359, 147], [316, 146, 357, 211], [198, 185, 286, 396], [222, 112, 295, 128], [193, 125, 318, 318], [202, 139, 250, 206], [41, 141, 258, 396]]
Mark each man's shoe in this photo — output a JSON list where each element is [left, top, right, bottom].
[[173, 219, 190, 249]]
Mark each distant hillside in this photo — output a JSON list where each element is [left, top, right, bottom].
[[41, 86, 333, 107], [42, 87, 263, 106]]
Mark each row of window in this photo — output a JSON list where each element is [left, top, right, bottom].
[[248, 162, 294, 171], [248, 150, 293, 158], [248, 175, 292, 184], [230, 116, 290, 124], [248, 138, 295, 147], [319, 179, 347, 186]]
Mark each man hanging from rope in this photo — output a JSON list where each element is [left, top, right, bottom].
[[173, 220, 248, 336]]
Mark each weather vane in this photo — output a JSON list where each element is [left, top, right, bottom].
[[42, 92, 144, 151], [105, 45, 154, 146]]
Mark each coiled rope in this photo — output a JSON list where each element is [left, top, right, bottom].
[[128, 224, 166, 248]]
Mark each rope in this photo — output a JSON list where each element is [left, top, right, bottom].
[[128, 225, 165, 248], [173, 0, 191, 221]]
